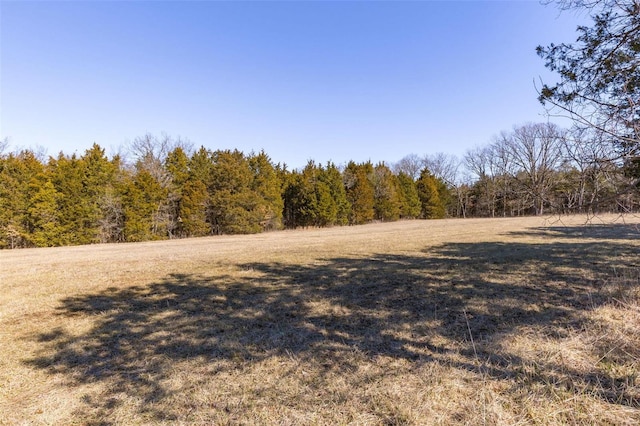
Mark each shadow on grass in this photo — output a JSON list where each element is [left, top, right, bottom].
[[28, 231, 640, 422], [508, 222, 640, 242]]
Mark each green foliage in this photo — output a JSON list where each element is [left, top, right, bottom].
[[437, 178, 454, 217], [165, 147, 190, 188], [215, 192, 262, 235], [344, 161, 375, 225], [0, 155, 23, 248], [313, 180, 337, 227], [538, 0, 640, 178], [416, 168, 447, 219], [282, 161, 351, 228], [395, 172, 422, 219], [372, 163, 401, 221], [3, 127, 638, 248], [283, 165, 319, 228], [179, 178, 210, 237], [48, 153, 96, 245], [181, 146, 215, 236], [249, 151, 284, 231], [0, 151, 47, 248], [283, 171, 315, 228], [164, 147, 191, 238], [122, 170, 167, 242], [83, 144, 124, 243], [208, 150, 264, 234], [188, 146, 214, 186], [321, 162, 351, 225], [26, 180, 63, 247], [82, 144, 119, 197]]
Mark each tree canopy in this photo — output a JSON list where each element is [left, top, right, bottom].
[[537, 0, 640, 179], [1, 124, 639, 249]]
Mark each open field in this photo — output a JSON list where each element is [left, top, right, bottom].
[[1, 215, 640, 425]]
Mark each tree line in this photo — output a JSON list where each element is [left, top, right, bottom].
[[3, 0, 639, 248], [1, 121, 638, 249], [459, 122, 638, 217], [0, 133, 451, 248]]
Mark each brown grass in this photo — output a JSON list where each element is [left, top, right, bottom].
[[1, 215, 639, 425]]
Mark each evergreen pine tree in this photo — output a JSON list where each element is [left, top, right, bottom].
[[249, 151, 284, 231], [314, 180, 337, 226], [180, 178, 210, 237], [26, 180, 63, 247], [320, 162, 350, 225], [0, 153, 32, 248], [122, 170, 167, 241], [344, 161, 375, 225], [1, 151, 48, 247], [372, 163, 401, 221], [282, 169, 316, 228], [416, 168, 447, 219], [48, 153, 96, 245], [82, 144, 123, 243], [209, 150, 262, 234], [165, 147, 191, 237], [396, 172, 422, 219], [189, 146, 214, 186]]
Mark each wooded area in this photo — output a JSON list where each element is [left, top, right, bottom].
[[2, 0, 639, 249], [1, 121, 638, 249]]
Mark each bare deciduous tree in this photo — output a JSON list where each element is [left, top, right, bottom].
[[465, 145, 501, 217], [0, 137, 9, 155], [538, 0, 640, 183], [129, 132, 192, 184], [393, 154, 423, 180], [423, 152, 460, 186], [504, 123, 565, 215]]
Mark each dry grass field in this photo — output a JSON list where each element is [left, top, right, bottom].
[[1, 215, 639, 425]]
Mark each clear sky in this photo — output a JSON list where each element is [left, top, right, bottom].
[[1, 0, 585, 169]]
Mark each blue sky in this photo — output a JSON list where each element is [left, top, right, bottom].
[[1, 1, 585, 169]]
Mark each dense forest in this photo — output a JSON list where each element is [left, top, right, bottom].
[[1, 121, 638, 249]]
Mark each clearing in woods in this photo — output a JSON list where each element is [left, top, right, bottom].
[[1, 215, 639, 425]]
